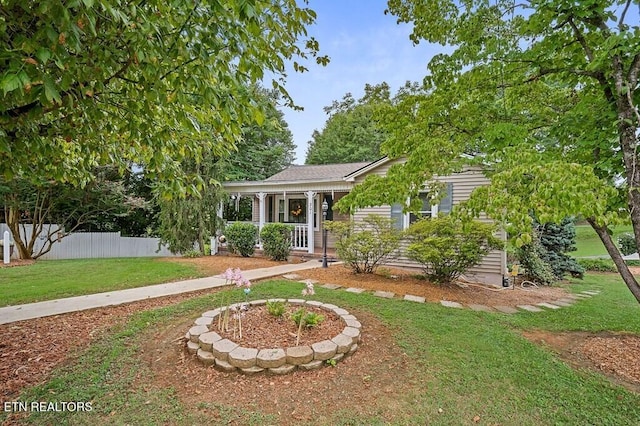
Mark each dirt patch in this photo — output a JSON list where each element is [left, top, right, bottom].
[[294, 263, 569, 307], [522, 330, 640, 393], [0, 259, 35, 268], [162, 253, 302, 276]]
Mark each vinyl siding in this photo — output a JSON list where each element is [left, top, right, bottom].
[[353, 161, 506, 286]]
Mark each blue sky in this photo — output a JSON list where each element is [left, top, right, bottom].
[[280, 0, 444, 164]]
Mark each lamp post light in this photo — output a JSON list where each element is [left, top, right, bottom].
[[322, 199, 329, 268]]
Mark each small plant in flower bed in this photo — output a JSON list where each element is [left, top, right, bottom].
[[290, 309, 325, 328], [292, 280, 323, 346], [266, 300, 287, 318]]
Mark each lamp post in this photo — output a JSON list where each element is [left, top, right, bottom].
[[322, 199, 328, 268]]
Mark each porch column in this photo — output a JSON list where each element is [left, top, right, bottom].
[[256, 192, 266, 249], [304, 190, 315, 254]]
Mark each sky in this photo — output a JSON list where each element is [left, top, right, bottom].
[[278, 0, 445, 164]]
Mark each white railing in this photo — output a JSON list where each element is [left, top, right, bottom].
[[223, 221, 309, 250], [291, 224, 308, 250]]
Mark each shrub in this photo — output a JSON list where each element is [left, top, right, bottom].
[[324, 215, 402, 274], [577, 258, 618, 272], [225, 222, 258, 257], [405, 216, 504, 284], [266, 300, 287, 318], [290, 308, 324, 328], [182, 249, 203, 258], [260, 223, 294, 261], [536, 218, 585, 279], [516, 237, 557, 285], [618, 232, 637, 256]]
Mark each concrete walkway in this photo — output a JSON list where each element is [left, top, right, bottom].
[[0, 260, 324, 325]]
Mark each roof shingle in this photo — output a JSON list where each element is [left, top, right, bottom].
[[264, 162, 370, 182]]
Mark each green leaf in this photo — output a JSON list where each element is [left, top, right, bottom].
[[1, 73, 22, 94], [253, 109, 265, 126], [35, 47, 52, 64], [43, 77, 61, 104]]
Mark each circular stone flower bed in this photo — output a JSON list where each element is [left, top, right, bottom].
[[184, 299, 361, 375]]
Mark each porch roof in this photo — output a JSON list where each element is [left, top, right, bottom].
[[222, 161, 371, 193]]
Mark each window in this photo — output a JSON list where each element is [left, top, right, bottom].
[[392, 183, 453, 228], [409, 192, 435, 224], [288, 199, 306, 223], [390, 203, 404, 230], [223, 196, 253, 221]]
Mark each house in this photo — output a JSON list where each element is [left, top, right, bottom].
[[221, 157, 507, 286]]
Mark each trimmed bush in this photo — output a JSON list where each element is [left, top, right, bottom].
[[325, 215, 402, 274], [516, 237, 556, 285], [577, 258, 617, 272], [260, 223, 294, 261], [225, 222, 258, 257], [405, 216, 504, 284], [618, 232, 636, 256], [182, 249, 203, 258]]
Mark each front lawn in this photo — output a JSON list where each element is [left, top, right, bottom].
[[573, 224, 633, 258], [0, 258, 203, 307], [5, 273, 639, 425]]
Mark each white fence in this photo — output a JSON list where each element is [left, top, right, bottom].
[[0, 224, 175, 260]]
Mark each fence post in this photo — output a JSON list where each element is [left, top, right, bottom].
[[3, 230, 10, 265]]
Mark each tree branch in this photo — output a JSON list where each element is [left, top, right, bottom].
[[567, 16, 594, 62], [619, 0, 632, 29]]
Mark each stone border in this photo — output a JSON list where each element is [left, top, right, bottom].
[[185, 299, 360, 375]]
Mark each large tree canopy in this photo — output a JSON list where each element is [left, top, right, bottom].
[[223, 86, 296, 181], [338, 0, 640, 302], [305, 83, 391, 164], [1, 0, 327, 192]]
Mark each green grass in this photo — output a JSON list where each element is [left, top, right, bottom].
[[573, 224, 633, 257], [0, 258, 203, 307], [5, 274, 640, 425]]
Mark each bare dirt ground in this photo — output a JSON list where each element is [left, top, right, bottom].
[[1, 254, 639, 422]]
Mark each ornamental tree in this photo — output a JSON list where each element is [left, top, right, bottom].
[[337, 0, 640, 303], [305, 83, 392, 165], [1, 1, 327, 192]]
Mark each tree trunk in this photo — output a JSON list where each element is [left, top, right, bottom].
[[587, 217, 640, 303], [5, 206, 33, 260]]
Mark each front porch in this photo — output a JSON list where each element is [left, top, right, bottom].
[[221, 162, 370, 255], [219, 190, 350, 255]]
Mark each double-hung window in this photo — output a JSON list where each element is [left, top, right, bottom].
[[391, 182, 453, 229]]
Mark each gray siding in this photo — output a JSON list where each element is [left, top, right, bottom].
[[352, 161, 506, 286]]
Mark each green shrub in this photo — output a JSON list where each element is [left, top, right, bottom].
[[260, 223, 294, 261], [266, 300, 287, 318], [324, 215, 402, 274], [405, 216, 504, 284], [225, 222, 258, 257], [516, 236, 558, 285], [618, 232, 637, 256], [535, 218, 585, 279], [577, 258, 618, 272], [182, 249, 203, 258], [290, 308, 324, 328]]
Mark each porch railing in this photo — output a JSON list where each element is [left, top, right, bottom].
[[223, 221, 308, 250], [291, 224, 308, 250]]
